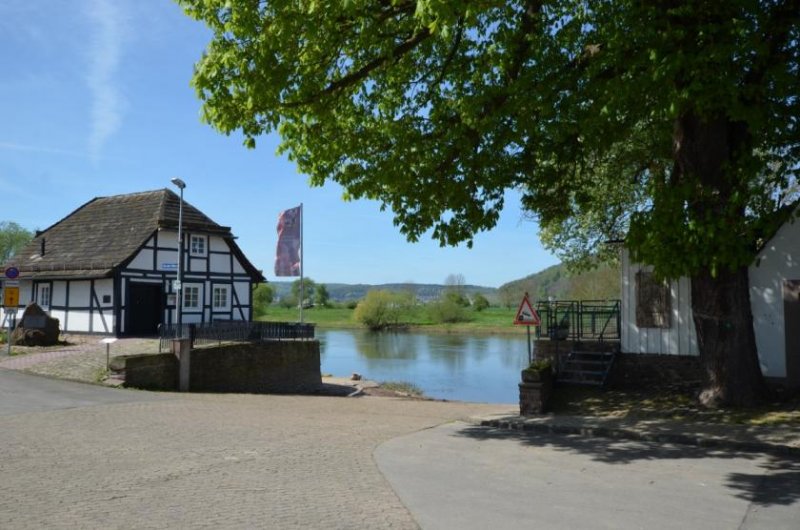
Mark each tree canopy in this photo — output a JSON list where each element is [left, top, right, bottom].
[[0, 221, 33, 264], [179, 0, 798, 271], [178, 0, 800, 405]]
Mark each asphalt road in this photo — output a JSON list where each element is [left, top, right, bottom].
[[0, 368, 162, 415], [376, 422, 800, 530]]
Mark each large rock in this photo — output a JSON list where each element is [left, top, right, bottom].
[[11, 303, 60, 346]]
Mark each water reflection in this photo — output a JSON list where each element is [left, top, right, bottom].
[[319, 328, 530, 404]]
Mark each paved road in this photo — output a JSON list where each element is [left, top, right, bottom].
[[0, 368, 162, 416], [376, 422, 800, 530], [0, 369, 511, 529], [3, 369, 798, 529]]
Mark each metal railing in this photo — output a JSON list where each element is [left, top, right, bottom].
[[158, 320, 315, 352], [534, 300, 620, 342]]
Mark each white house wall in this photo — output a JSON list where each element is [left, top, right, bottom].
[[117, 230, 258, 334], [749, 217, 800, 378], [1, 278, 115, 334], [127, 235, 155, 270], [620, 249, 699, 356]]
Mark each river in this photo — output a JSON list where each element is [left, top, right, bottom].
[[318, 328, 531, 404]]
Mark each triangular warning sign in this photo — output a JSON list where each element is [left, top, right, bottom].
[[514, 294, 541, 326]]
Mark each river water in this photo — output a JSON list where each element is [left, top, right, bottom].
[[318, 329, 531, 404]]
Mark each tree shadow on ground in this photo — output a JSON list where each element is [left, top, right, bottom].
[[453, 425, 800, 507], [550, 385, 800, 425], [725, 458, 800, 507]]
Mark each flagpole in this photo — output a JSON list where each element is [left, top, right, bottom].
[[299, 203, 304, 324]]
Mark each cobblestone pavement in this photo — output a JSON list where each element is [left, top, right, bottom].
[[0, 336, 160, 381], [0, 374, 512, 529]]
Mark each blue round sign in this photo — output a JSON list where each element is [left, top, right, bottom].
[[5, 267, 19, 279]]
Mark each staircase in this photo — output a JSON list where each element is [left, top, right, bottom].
[[557, 348, 617, 387]]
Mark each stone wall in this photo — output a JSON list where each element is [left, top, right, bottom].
[[189, 340, 321, 394], [608, 352, 703, 390], [122, 340, 321, 394], [534, 340, 703, 391], [124, 354, 179, 391], [519, 379, 553, 415]]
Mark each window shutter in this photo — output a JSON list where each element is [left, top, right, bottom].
[[635, 271, 671, 328]]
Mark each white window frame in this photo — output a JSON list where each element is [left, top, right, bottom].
[[38, 285, 51, 309], [190, 235, 207, 256], [183, 285, 201, 310], [212, 285, 230, 311]]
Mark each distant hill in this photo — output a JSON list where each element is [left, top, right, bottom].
[[269, 281, 497, 303], [269, 263, 620, 305], [495, 263, 620, 307]]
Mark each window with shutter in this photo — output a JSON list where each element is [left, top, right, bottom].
[[635, 271, 671, 328]]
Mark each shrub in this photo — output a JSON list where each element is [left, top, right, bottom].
[[427, 299, 468, 323], [252, 284, 274, 317], [472, 293, 490, 311], [354, 290, 409, 330]]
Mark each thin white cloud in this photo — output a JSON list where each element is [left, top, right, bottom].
[[0, 141, 89, 158], [85, 0, 127, 162]]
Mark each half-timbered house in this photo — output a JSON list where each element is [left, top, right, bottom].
[[0, 189, 265, 336]]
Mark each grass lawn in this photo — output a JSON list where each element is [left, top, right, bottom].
[[257, 305, 525, 334]]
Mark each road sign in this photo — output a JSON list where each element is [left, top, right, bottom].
[[4, 286, 19, 308], [514, 293, 541, 326], [4, 267, 19, 279], [161, 263, 178, 270]]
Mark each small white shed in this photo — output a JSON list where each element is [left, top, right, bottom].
[[620, 215, 800, 387]]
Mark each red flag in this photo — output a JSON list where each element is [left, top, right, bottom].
[[275, 206, 301, 276]]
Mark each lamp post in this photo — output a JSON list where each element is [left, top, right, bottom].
[[171, 177, 186, 338]]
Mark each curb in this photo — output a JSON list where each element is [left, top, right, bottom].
[[478, 417, 800, 457]]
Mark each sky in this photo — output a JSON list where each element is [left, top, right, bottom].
[[0, 1, 559, 288]]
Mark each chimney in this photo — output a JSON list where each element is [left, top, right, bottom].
[[40, 238, 46, 256]]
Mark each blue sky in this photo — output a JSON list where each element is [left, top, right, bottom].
[[0, 1, 558, 287]]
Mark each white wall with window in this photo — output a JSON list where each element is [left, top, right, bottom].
[[190, 235, 207, 256], [37, 284, 51, 308], [212, 284, 231, 312], [182, 283, 202, 311]]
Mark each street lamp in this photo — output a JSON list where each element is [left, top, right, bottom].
[[171, 177, 186, 338]]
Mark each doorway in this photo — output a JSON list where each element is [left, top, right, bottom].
[[127, 283, 163, 336]]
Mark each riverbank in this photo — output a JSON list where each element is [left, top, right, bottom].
[[257, 306, 528, 335]]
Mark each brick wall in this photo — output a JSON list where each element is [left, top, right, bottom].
[[189, 340, 321, 394], [122, 340, 321, 394], [125, 354, 179, 391], [608, 353, 703, 390]]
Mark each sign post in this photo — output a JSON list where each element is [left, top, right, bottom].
[[3, 267, 20, 356], [514, 292, 541, 364]]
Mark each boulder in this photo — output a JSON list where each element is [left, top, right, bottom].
[[11, 303, 60, 346]]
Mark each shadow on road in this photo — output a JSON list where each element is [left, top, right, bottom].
[[453, 424, 800, 507]]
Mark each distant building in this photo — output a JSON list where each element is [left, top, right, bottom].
[[1, 189, 265, 335]]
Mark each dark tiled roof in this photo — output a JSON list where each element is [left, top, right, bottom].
[[3, 189, 264, 282]]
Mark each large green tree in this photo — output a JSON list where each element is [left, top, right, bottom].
[[0, 221, 33, 263], [178, 0, 800, 406]]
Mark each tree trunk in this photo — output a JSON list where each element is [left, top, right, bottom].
[[690, 267, 766, 407], [674, 110, 766, 407]]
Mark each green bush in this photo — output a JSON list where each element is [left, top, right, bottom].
[[472, 293, 490, 312], [427, 299, 469, 324], [252, 284, 274, 317], [354, 290, 410, 330]]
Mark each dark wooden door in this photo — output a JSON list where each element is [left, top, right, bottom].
[[783, 280, 800, 387], [127, 283, 162, 336]]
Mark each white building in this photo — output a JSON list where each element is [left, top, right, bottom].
[[621, 215, 800, 388], [1, 189, 265, 336]]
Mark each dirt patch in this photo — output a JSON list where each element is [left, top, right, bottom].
[[550, 384, 800, 426]]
